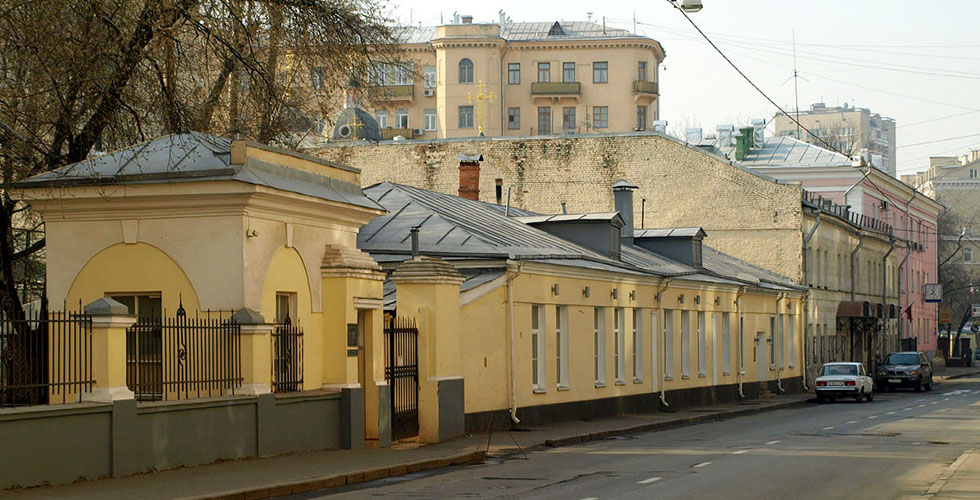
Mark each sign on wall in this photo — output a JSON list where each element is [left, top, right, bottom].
[[924, 283, 943, 303], [973, 304, 980, 318], [939, 306, 952, 324]]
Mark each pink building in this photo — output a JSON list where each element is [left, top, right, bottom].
[[730, 136, 943, 353]]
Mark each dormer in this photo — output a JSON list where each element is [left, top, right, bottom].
[[633, 227, 707, 268], [515, 212, 625, 260]]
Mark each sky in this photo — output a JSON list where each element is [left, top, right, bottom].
[[387, 0, 980, 177]]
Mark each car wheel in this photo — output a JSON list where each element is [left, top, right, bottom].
[[829, 396, 836, 403], [855, 388, 864, 403], [925, 377, 933, 391], [887, 385, 895, 392], [817, 394, 826, 404], [866, 391, 874, 402], [914, 377, 922, 392]]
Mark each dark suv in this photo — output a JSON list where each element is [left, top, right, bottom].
[[876, 351, 933, 391]]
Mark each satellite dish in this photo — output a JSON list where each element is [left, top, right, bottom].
[[338, 125, 352, 138]]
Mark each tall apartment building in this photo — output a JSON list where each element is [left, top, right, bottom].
[[340, 14, 665, 140], [772, 102, 897, 177]]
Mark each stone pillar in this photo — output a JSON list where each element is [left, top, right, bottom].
[[390, 256, 465, 443], [232, 308, 273, 395], [82, 298, 136, 403]]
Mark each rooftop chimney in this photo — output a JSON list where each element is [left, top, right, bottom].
[[458, 153, 484, 201], [461, 15, 473, 24], [685, 128, 703, 144], [613, 180, 639, 245], [634, 227, 707, 268], [653, 120, 668, 134], [751, 118, 765, 148], [717, 125, 734, 147]]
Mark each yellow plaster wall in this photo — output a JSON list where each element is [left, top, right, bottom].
[[320, 276, 384, 387], [66, 242, 201, 314], [260, 246, 319, 390]]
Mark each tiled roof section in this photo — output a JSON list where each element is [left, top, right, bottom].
[[394, 21, 646, 44], [706, 135, 851, 167], [14, 132, 382, 211]]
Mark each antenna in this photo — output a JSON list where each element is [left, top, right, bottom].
[[633, 11, 637, 34], [587, 11, 593, 22], [793, 30, 801, 138]]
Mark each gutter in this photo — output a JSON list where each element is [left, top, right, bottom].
[[850, 234, 865, 301], [801, 210, 821, 391], [506, 262, 524, 423], [735, 285, 747, 399], [880, 238, 897, 373]]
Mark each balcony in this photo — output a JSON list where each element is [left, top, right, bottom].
[[530, 82, 581, 101], [380, 128, 416, 140], [369, 84, 414, 102], [632, 80, 659, 95]]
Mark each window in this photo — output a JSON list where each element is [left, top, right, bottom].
[[110, 293, 161, 319], [681, 310, 691, 378], [769, 316, 776, 368], [636, 105, 647, 131], [777, 313, 785, 369], [562, 107, 576, 132], [394, 63, 414, 85], [722, 312, 731, 375], [966, 248, 973, 262], [972, 169, 978, 179], [664, 309, 675, 379], [275, 292, 296, 324], [311, 68, 325, 90], [531, 305, 545, 389], [563, 62, 575, 82], [508, 63, 520, 85], [424, 65, 437, 88], [459, 105, 474, 128], [458, 58, 474, 84], [508, 108, 520, 130], [593, 106, 608, 129], [614, 308, 625, 383], [637, 61, 647, 81], [593, 61, 608, 83], [739, 316, 745, 372], [396, 109, 409, 129], [538, 106, 552, 134], [788, 314, 795, 368], [537, 62, 550, 83], [632, 309, 643, 381], [697, 311, 706, 377], [556, 306, 569, 389], [375, 111, 388, 128], [594, 308, 606, 385], [424, 109, 437, 131]]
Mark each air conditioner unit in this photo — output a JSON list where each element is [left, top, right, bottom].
[[412, 128, 423, 136], [423, 88, 435, 97]]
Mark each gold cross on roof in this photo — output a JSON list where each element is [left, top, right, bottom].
[[466, 81, 497, 136], [348, 114, 365, 139]]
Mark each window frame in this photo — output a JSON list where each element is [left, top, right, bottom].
[[594, 307, 607, 386], [722, 312, 731, 375], [556, 306, 569, 389], [507, 107, 521, 130], [593, 61, 608, 83], [637, 61, 647, 81], [458, 105, 474, 129], [395, 109, 409, 129], [423, 109, 437, 131], [458, 58, 474, 84], [562, 106, 576, 132], [508, 63, 520, 85], [531, 304, 545, 390], [680, 310, 691, 379], [697, 311, 706, 377], [423, 65, 437, 88], [636, 105, 647, 131], [664, 309, 675, 379], [563, 62, 576, 82], [537, 62, 551, 83], [593, 106, 609, 129], [632, 308, 643, 382], [614, 307, 625, 383], [375, 111, 388, 128], [537, 106, 552, 135]]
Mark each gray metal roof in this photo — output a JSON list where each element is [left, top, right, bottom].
[[705, 135, 851, 168], [14, 132, 382, 211], [394, 21, 650, 44], [635, 227, 706, 239], [514, 212, 623, 225]]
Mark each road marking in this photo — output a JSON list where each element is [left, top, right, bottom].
[[944, 398, 950, 401], [915, 399, 926, 402], [733, 450, 748, 455], [932, 401, 939, 405], [918, 404, 926, 408], [637, 477, 661, 484], [766, 440, 781, 444], [868, 415, 878, 419], [580, 498, 599, 500], [822, 426, 834, 430], [693, 462, 712, 468], [846, 420, 857, 424], [902, 408, 912, 411]]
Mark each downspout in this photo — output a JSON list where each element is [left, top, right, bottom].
[[801, 211, 821, 391], [850, 233, 865, 362], [880, 238, 897, 374], [899, 191, 917, 341], [506, 262, 524, 423], [657, 278, 673, 408], [735, 285, 747, 398], [897, 245, 912, 343], [499, 40, 509, 136]]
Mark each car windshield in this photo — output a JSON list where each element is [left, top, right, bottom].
[[886, 353, 919, 365], [822, 364, 857, 376]]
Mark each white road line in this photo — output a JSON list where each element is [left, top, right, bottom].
[[868, 415, 878, 419], [580, 497, 599, 500], [733, 450, 748, 455], [637, 477, 662, 484], [944, 398, 950, 401], [916, 399, 926, 402], [822, 426, 834, 430], [918, 404, 926, 408], [846, 420, 858, 424], [932, 401, 939, 405], [887, 411, 895, 415], [766, 440, 781, 444], [693, 462, 712, 468]]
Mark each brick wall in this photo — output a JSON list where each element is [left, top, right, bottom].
[[311, 132, 805, 280]]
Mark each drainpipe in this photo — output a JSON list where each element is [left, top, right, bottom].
[[879, 238, 897, 374], [897, 245, 912, 343], [735, 285, 747, 398], [658, 278, 672, 408], [899, 191, 917, 341], [850, 234, 865, 301], [499, 40, 509, 136], [506, 262, 524, 423], [801, 211, 821, 391]]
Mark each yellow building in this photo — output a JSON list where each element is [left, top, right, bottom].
[[342, 14, 664, 140], [360, 180, 806, 429]]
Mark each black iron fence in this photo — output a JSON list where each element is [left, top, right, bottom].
[[126, 308, 241, 401], [0, 305, 92, 407], [271, 319, 303, 393]]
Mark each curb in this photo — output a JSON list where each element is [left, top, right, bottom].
[[936, 370, 980, 382], [179, 450, 486, 500], [541, 397, 812, 448]]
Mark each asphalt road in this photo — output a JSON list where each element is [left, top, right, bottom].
[[299, 376, 980, 500]]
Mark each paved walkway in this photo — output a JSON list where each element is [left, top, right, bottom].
[[935, 366, 980, 382], [929, 448, 980, 499], [5, 394, 811, 500]]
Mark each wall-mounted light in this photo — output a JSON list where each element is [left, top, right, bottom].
[[678, 294, 685, 304], [611, 288, 619, 300], [694, 295, 701, 305], [715, 297, 721, 306], [629, 290, 636, 301], [551, 283, 560, 296], [583, 286, 591, 298], [786, 301, 793, 310]]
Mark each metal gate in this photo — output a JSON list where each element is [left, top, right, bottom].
[[384, 317, 418, 440]]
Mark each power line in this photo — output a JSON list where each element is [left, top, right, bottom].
[[662, 1, 852, 160], [897, 133, 980, 149]]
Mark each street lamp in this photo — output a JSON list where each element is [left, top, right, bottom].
[[675, 0, 703, 12]]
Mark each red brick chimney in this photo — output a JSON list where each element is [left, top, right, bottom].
[[457, 153, 484, 201]]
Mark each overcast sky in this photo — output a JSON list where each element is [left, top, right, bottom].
[[388, 0, 980, 176]]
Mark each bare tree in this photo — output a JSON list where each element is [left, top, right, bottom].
[[0, 0, 398, 319]]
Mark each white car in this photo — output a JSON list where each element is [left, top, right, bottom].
[[815, 362, 874, 403]]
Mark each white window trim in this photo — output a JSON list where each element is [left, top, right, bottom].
[[650, 311, 659, 392], [697, 311, 706, 378], [594, 307, 606, 387], [664, 309, 674, 380], [778, 313, 785, 370], [681, 310, 691, 379], [556, 306, 569, 390], [722, 312, 731, 376], [423, 109, 437, 131], [632, 308, 643, 383], [614, 308, 626, 384], [787, 314, 795, 368], [532, 305, 546, 391]]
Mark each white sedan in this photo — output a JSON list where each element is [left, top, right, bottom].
[[815, 362, 874, 403]]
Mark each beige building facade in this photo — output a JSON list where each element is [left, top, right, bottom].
[[351, 15, 664, 140], [772, 102, 897, 177]]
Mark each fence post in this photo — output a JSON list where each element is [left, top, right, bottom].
[[82, 298, 136, 403], [232, 308, 273, 395]]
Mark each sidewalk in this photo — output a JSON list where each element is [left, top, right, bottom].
[[5, 393, 811, 500], [925, 448, 980, 499], [934, 366, 980, 382]]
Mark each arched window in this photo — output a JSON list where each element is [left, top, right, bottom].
[[459, 58, 474, 83]]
